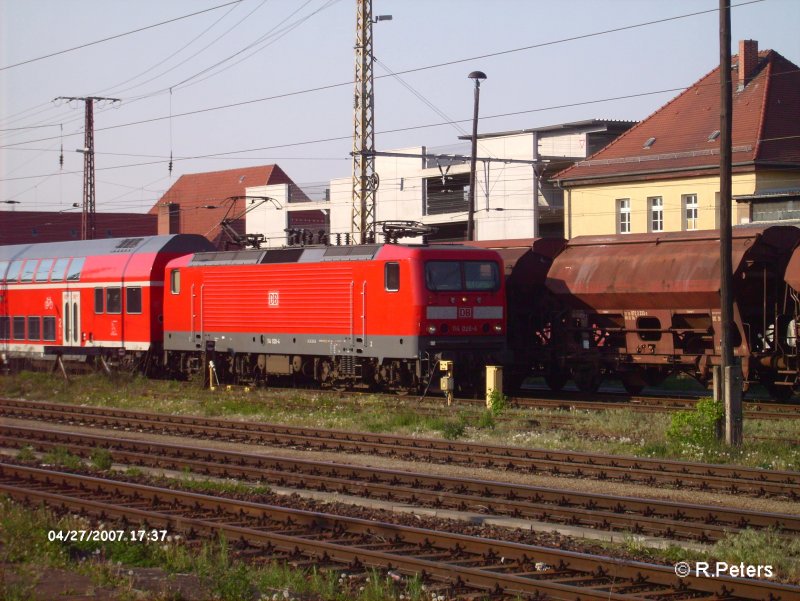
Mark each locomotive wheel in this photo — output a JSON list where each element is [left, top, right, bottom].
[[765, 383, 794, 403]]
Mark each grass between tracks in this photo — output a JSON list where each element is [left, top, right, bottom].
[[0, 495, 433, 601], [2, 371, 799, 471]]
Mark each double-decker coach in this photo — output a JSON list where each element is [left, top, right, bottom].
[[162, 243, 506, 392], [0, 235, 213, 371]]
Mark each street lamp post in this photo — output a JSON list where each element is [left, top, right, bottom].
[[466, 70, 486, 242]]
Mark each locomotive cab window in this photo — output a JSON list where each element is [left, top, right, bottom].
[[425, 261, 500, 292], [0, 261, 8, 281], [385, 262, 400, 292], [94, 288, 104, 314], [170, 269, 180, 294], [126, 287, 142, 314], [106, 288, 122, 314]]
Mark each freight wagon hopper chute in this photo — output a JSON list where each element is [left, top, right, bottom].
[[543, 225, 800, 394]]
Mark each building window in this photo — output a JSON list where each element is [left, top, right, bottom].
[[28, 317, 41, 340], [106, 288, 122, 314], [384, 263, 400, 292], [683, 194, 698, 230], [617, 198, 631, 234], [126, 287, 142, 314], [13, 316, 25, 340], [43, 317, 56, 341], [649, 196, 663, 232]]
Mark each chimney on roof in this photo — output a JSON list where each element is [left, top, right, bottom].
[[738, 39, 758, 90]]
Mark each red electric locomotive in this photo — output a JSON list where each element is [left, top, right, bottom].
[[0, 235, 213, 371], [162, 243, 506, 392]]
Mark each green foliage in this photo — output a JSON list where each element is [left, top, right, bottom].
[[713, 529, 800, 581], [15, 446, 35, 462], [90, 448, 114, 471], [666, 397, 723, 447], [41, 446, 83, 470], [486, 388, 508, 415], [477, 410, 496, 429]]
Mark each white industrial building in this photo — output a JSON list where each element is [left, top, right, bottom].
[[245, 119, 634, 245]]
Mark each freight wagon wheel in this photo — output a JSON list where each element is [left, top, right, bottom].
[[621, 381, 644, 395], [544, 373, 567, 392], [765, 383, 795, 403], [573, 370, 601, 394]]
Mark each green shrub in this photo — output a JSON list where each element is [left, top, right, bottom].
[[666, 398, 723, 447]]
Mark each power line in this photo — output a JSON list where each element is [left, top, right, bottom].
[[0, 0, 245, 72], [0, 0, 772, 144]]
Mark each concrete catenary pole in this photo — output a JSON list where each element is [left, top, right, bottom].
[[719, 0, 743, 445]]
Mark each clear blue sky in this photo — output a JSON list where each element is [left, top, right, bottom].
[[1, 0, 798, 214]]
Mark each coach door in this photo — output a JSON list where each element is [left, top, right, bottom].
[[62, 291, 80, 347]]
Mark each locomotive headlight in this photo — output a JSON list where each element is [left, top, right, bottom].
[[427, 324, 437, 334], [494, 324, 503, 333]]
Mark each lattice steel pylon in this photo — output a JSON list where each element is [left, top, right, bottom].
[[351, 0, 378, 245], [55, 96, 120, 240]]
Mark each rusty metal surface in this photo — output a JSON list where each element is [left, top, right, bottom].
[[785, 248, 800, 291], [6, 424, 798, 543], [2, 398, 798, 498], [546, 225, 800, 310], [2, 462, 797, 601]]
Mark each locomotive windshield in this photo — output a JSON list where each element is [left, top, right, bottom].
[[425, 260, 500, 291]]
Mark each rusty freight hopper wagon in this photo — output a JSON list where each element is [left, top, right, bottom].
[[544, 225, 800, 397]]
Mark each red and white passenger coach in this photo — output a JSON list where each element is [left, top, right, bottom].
[[0, 235, 213, 370]]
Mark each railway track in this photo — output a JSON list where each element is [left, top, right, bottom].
[[2, 462, 796, 601], [5, 424, 799, 544], [2, 398, 798, 499]]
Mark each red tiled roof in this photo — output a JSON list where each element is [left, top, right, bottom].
[[555, 48, 800, 185], [0, 211, 156, 245], [149, 164, 295, 247]]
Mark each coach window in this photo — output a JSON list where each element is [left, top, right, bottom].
[[12, 316, 25, 340], [50, 257, 70, 282], [6, 260, 23, 283], [35, 258, 54, 282], [106, 288, 122, 314], [0, 317, 9, 339], [170, 269, 180, 294], [28, 317, 41, 340], [66, 257, 85, 281], [20, 260, 38, 283], [385, 262, 400, 292], [126, 287, 142, 314], [43, 317, 56, 341], [94, 288, 104, 313]]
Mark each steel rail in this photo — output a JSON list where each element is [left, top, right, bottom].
[[1, 463, 796, 601], [5, 424, 798, 543], [2, 398, 797, 498]]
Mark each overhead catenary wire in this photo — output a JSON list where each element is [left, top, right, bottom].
[[0, 0, 772, 143]]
